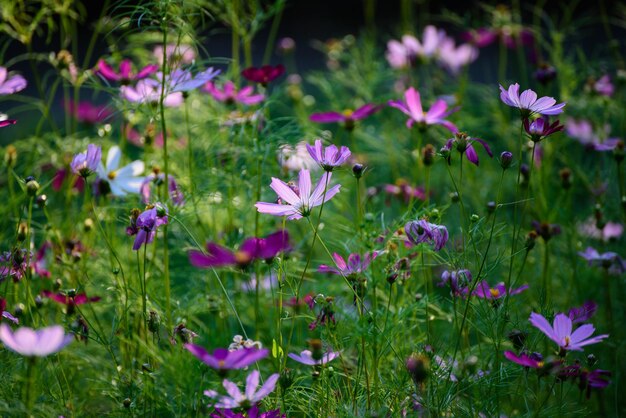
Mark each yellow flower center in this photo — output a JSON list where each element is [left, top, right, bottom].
[[342, 109, 354, 118], [564, 336, 570, 347], [489, 288, 500, 298], [108, 170, 117, 180], [235, 251, 252, 265]]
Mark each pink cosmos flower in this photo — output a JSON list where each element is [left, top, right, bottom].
[[382, 180, 426, 203], [318, 252, 378, 276], [42, 290, 100, 315], [306, 139, 351, 171], [185, 345, 268, 373], [204, 370, 279, 409], [64, 100, 113, 125], [241, 64, 285, 85], [189, 231, 290, 269], [523, 117, 564, 143], [529, 312, 608, 351], [255, 169, 340, 220], [565, 119, 620, 151], [503, 351, 544, 368], [95, 59, 158, 84], [0, 324, 72, 357], [0, 67, 27, 95], [386, 35, 421, 69], [0, 119, 16, 128], [288, 349, 340, 366], [460, 28, 498, 48], [499, 83, 566, 117], [437, 38, 478, 75], [70, 144, 102, 178], [309, 103, 380, 130], [120, 79, 183, 107], [593, 75, 614, 97], [203, 81, 265, 105], [211, 406, 285, 418], [140, 172, 184, 206], [388, 87, 458, 132], [470, 281, 528, 299]]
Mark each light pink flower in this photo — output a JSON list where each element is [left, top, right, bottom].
[[388, 87, 458, 132]]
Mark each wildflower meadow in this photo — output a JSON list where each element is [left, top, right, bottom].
[[1, 1, 625, 416]]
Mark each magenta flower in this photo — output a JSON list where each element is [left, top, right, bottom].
[[470, 281, 528, 299], [241, 64, 285, 85], [578, 247, 626, 275], [140, 173, 184, 206], [189, 231, 290, 268], [460, 28, 498, 48], [529, 312, 608, 351], [503, 351, 544, 368], [568, 301, 597, 324], [309, 104, 380, 130], [306, 139, 351, 171], [95, 59, 158, 84], [255, 169, 340, 220], [185, 345, 268, 373], [386, 35, 421, 69], [388, 87, 458, 133], [499, 83, 566, 117], [383, 181, 426, 203], [405, 219, 449, 251], [0, 119, 16, 128], [42, 290, 100, 315], [204, 370, 279, 409], [64, 100, 113, 125], [70, 144, 102, 178], [0, 324, 72, 357], [318, 252, 378, 276], [120, 79, 183, 107], [523, 117, 564, 143], [203, 81, 264, 105], [288, 349, 340, 366], [578, 218, 623, 242], [0, 249, 31, 282], [131, 204, 169, 251], [0, 67, 27, 95], [444, 133, 493, 166]]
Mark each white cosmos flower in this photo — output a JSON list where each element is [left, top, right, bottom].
[[96, 146, 145, 196]]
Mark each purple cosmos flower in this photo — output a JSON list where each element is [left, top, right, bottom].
[[460, 28, 498, 48], [305, 139, 351, 171], [189, 230, 290, 268], [529, 312, 608, 351], [471, 281, 528, 299], [288, 349, 340, 366], [568, 301, 597, 324], [386, 35, 421, 69], [438, 269, 472, 296], [534, 64, 557, 85], [499, 83, 566, 117], [0, 119, 16, 128], [120, 79, 183, 107], [131, 204, 168, 251], [580, 369, 612, 398], [578, 218, 623, 242], [0, 249, 31, 282], [309, 104, 380, 131], [594, 75, 614, 97], [503, 351, 544, 368], [255, 169, 340, 220], [0, 324, 72, 357], [523, 117, 564, 143], [0, 67, 27, 95], [318, 252, 378, 276], [203, 81, 265, 106], [70, 144, 102, 178], [565, 119, 620, 151], [444, 132, 493, 166], [204, 370, 279, 410], [140, 172, 184, 206], [578, 247, 626, 275], [437, 38, 478, 75], [531, 221, 561, 242], [185, 345, 268, 373], [405, 219, 449, 251], [1, 298, 18, 324], [388, 87, 458, 133], [162, 68, 221, 93], [64, 100, 113, 125], [211, 406, 285, 418], [95, 59, 158, 84], [241, 64, 285, 85]]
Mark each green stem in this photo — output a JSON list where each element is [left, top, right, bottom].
[[23, 357, 37, 415]]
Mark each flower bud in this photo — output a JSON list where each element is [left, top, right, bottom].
[[36, 194, 47, 209], [422, 144, 435, 166], [470, 214, 480, 223], [525, 231, 538, 250], [352, 163, 365, 179], [406, 353, 430, 385], [25, 177, 40, 197], [148, 310, 160, 334], [277, 37, 296, 55], [449, 192, 459, 203], [559, 168, 572, 189], [486, 201, 496, 214], [84, 218, 94, 232], [4, 145, 17, 167], [123, 398, 132, 408], [500, 151, 513, 170]]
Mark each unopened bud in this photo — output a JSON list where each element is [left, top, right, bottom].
[[500, 151, 513, 170], [486, 201, 496, 213], [450, 192, 459, 203], [525, 231, 538, 250], [470, 214, 480, 223], [36, 194, 47, 209], [25, 177, 40, 196], [17, 222, 28, 241], [84, 218, 94, 231], [422, 144, 435, 166], [352, 163, 365, 179], [5, 145, 17, 167]]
